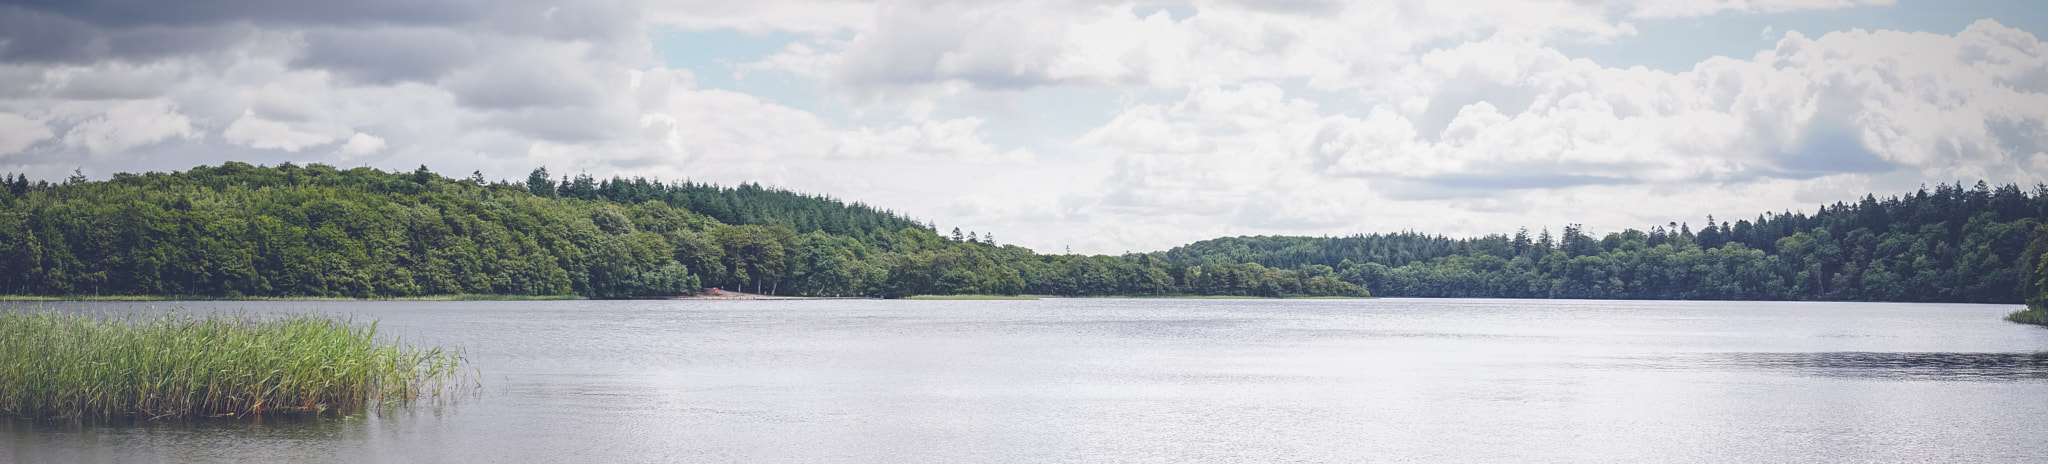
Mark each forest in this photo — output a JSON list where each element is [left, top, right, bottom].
[[0, 163, 1361, 299], [1, 162, 2045, 309], [1160, 181, 2048, 305]]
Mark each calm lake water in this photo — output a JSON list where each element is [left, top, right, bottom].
[[7, 298, 2048, 463]]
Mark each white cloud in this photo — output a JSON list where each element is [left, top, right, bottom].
[[335, 132, 386, 158], [832, 117, 1031, 163], [0, 113, 54, 155], [1044, 20, 2048, 252], [60, 99, 197, 154], [1080, 104, 1214, 154], [1625, 0, 1896, 19], [782, 0, 1647, 113], [222, 111, 337, 152], [1, 0, 2044, 255], [646, 0, 877, 35]]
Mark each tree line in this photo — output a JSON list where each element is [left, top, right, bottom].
[[1157, 181, 2048, 305], [3, 163, 2043, 305], [0, 163, 1364, 299]]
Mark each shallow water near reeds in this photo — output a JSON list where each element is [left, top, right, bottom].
[[7, 298, 2048, 463]]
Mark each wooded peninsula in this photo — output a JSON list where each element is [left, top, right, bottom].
[[1, 163, 2045, 322]]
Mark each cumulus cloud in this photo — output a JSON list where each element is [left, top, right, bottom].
[[0, 0, 2043, 254], [60, 99, 198, 154], [1092, 20, 2048, 189], [1054, 19, 2048, 250], [334, 132, 386, 158], [0, 0, 702, 179], [832, 117, 1032, 163], [222, 111, 336, 151], [769, 0, 1647, 113]]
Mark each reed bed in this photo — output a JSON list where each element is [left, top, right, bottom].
[[0, 308, 467, 420], [2010, 307, 2048, 327]]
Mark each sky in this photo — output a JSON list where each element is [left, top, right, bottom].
[[1, 0, 2046, 254]]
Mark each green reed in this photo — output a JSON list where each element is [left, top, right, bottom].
[[2009, 307, 2048, 327], [0, 308, 468, 419]]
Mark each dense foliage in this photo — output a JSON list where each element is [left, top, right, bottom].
[[5, 163, 2043, 306], [1160, 182, 2048, 306], [0, 163, 1363, 299]]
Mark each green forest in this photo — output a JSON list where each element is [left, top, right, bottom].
[[0, 163, 1361, 299], [1162, 182, 2048, 304], [2, 163, 2047, 314]]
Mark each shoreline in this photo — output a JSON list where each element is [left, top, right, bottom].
[[2009, 306, 2048, 327], [0, 293, 1374, 302], [906, 294, 1376, 300], [0, 294, 586, 302]]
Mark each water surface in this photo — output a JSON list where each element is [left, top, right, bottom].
[[7, 298, 2047, 462]]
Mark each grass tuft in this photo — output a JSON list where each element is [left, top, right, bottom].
[[2009, 307, 2048, 327], [0, 308, 469, 420]]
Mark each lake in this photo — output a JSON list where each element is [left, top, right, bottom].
[[6, 298, 2048, 462]]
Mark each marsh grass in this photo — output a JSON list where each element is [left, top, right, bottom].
[[0, 308, 469, 420], [2009, 307, 2048, 327]]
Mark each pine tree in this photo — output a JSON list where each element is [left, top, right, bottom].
[[527, 167, 555, 197]]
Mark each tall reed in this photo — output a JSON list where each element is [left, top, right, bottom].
[[0, 308, 468, 419], [2010, 307, 2048, 326]]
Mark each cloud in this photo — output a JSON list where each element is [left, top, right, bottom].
[[221, 111, 337, 151], [335, 132, 386, 158], [832, 117, 1032, 163], [775, 0, 1650, 113], [60, 99, 198, 154], [443, 48, 605, 111], [14, 0, 502, 28], [1079, 104, 1214, 154], [0, 113, 55, 155], [1047, 19, 2048, 251], [646, 0, 875, 35], [0, 6, 258, 64], [293, 27, 477, 85], [1624, 0, 1896, 19], [0, 0, 2044, 255]]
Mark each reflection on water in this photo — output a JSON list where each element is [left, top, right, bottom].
[[5, 298, 2048, 463], [1699, 352, 2048, 381]]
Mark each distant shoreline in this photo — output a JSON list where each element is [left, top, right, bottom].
[[907, 294, 1375, 300], [0, 293, 1377, 302], [0, 294, 586, 302]]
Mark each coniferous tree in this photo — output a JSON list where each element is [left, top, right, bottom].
[[527, 167, 555, 197]]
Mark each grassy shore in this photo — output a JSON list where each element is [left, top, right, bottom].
[[0, 294, 584, 302], [0, 308, 468, 420], [2009, 304, 2048, 327]]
